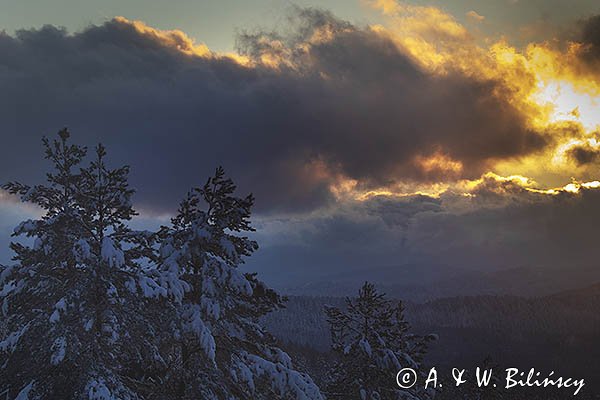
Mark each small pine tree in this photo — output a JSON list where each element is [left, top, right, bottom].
[[157, 167, 324, 399], [0, 130, 171, 399], [325, 282, 436, 400]]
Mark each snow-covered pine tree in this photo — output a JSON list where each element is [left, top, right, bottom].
[[157, 167, 324, 400], [325, 282, 436, 400], [0, 130, 172, 399]]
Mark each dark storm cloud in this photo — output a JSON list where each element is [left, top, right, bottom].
[[405, 187, 600, 270], [237, 8, 546, 186], [0, 9, 545, 214], [578, 14, 600, 62], [567, 144, 600, 165], [246, 193, 444, 285]]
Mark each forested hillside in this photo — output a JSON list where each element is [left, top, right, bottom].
[[263, 283, 600, 393]]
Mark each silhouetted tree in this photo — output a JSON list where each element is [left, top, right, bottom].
[[0, 130, 171, 399], [0, 131, 324, 400], [325, 282, 436, 400], [157, 167, 324, 399]]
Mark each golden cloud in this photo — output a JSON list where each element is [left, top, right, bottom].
[[337, 1, 600, 201], [93, 14, 600, 206], [113, 16, 211, 57]]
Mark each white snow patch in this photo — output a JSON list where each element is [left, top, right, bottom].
[[0, 280, 17, 297], [157, 248, 191, 302], [235, 352, 324, 400], [33, 237, 43, 250], [15, 381, 34, 400], [49, 297, 67, 323], [14, 220, 36, 235], [0, 264, 16, 285], [183, 305, 216, 362], [50, 337, 67, 365], [124, 277, 137, 294], [200, 297, 221, 320], [0, 325, 28, 352], [138, 276, 167, 298], [359, 338, 372, 357], [84, 318, 94, 332], [87, 379, 115, 400], [73, 239, 92, 263], [101, 237, 125, 268]]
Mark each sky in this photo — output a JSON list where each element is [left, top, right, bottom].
[[2, 0, 600, 295]]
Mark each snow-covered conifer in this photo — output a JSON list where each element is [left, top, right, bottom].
[[158, 167, 324, 400], [325, 282, 436, 400], [0, 130, 171, 399]]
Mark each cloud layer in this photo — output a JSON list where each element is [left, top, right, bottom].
[[248, 175, 600, 293], [0, 10, 549, 213], [2, 5, 600, 294]]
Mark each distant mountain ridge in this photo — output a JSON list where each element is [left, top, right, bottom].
[[277, 263, 600, 301]]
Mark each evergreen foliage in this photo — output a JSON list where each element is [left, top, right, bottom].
[[0, 130, 323, 400], [325, 282, 436, 400]]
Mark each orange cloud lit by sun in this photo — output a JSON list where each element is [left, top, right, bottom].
[[415, 152, 463, 177], [113, 16, 211, 57], [245, 0, 600, 201], [114, 7, 600, 203], [347, 1, 600, 201]]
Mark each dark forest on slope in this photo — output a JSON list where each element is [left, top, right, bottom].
[[263, 283, 600, 397]]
